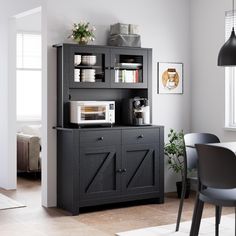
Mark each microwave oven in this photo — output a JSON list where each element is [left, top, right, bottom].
[[70, 101, 115, 125]]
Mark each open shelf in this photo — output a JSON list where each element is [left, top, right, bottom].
[[74, 65, 102, 69]]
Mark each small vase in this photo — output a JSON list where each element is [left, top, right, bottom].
[[74, 38, 89, 45]]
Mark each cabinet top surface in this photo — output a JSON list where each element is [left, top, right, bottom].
[[55, 125, 164, 132], [53, 43, 152, 51]]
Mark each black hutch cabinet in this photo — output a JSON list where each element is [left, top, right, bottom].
[[54, 44, 164, 215]]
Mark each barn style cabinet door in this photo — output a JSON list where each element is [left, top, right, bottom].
[[79, 145, 122, 201], [121, 144, 159, 195]]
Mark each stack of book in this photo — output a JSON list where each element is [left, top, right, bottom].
[[115, 69, 142, 83], [114, 62, 142, 83]]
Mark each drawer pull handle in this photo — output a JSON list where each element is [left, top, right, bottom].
[[138, 134, 144, 139], [98, 137, 104, 141]]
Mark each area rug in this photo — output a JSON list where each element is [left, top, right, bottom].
[[0, 193, 25, 210], [116, 214, 234, 236]]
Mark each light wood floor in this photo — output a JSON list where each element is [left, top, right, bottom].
[[0, 177, 234, 236]]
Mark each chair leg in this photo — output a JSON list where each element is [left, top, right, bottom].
[[235, 207, 236, 236], [218, 206, 222, 224], [215, 206, 220, 236], [175, 179, 187, 231], [190, 195, 204, 236]]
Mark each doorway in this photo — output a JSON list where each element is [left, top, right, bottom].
[[7, 7, 46, 206], [16, 10, 42, 198]]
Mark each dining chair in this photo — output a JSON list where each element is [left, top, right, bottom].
[[190, 144, 236, 236], [176, 133, 220, 232]]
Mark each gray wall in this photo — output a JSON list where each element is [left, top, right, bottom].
[[190, 0, 236, 142]]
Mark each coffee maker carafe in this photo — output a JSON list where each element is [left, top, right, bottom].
[[122, 97, 150, 126]]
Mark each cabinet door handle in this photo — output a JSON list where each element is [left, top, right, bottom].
[[122, 169, 127, 173], [116, 169, 122, 173], [138, 134, 144, 139], [98, 137, 104, 141]]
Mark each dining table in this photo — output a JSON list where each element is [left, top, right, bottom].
[[209, 141, 236, 153]]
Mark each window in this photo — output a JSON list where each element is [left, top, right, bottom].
[[16, 33, 42, 121], [225, 11, 236, 128]]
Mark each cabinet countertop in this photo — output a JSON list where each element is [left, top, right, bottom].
[[53, 43, 152, 50], [54, 124, 164, 131]]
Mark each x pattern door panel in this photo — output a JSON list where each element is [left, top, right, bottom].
[[123, 144, 159, 194], [80, 146, 121, 200]]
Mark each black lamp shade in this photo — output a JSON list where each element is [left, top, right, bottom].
[[218, 28, 236, 66]]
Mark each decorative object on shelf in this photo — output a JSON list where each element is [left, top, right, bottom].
[[81, 69, 96, 82], [74, 55, 81, 65], [110, 23, 129, 35], [74, 69, 80, 82], [81, 55, 96, 65], [164, 129, 190, 198], [218, 0, 236, 66], [68, 22, 95, 45], [129, 24, 139, 35], [158, 62, 183, 94], [108, 22, 141, 47]]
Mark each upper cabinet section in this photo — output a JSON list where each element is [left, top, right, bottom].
[[69, 45, 110, 88], [110, 48, 148, 88], [54, 44, 150, 89]]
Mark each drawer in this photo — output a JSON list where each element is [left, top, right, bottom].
[[122, 128, 159, 145], [80, 130, 121, 147]]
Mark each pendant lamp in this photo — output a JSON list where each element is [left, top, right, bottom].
[[218, 0, 236, 66]]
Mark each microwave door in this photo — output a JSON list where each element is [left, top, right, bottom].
[[80, 105, 107, 124]]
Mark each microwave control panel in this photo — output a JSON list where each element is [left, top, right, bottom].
[[109, 103, 115, 124]]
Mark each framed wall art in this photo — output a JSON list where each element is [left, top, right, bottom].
[[157, 62, 183, 94]]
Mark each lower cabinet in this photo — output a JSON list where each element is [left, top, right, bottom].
[[57, 126, 164, 215]]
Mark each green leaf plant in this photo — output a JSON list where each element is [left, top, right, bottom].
[[164, 129, 185, 180], [68, 22, 95, 44]]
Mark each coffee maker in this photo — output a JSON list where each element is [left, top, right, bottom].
[[122, 97, 150, 126]]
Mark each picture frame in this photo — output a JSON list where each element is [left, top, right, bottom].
[[157, 62, 183, 94]]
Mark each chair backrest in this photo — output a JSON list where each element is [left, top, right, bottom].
[[196, 144, 236, 189], [183, 133, 220, 175]]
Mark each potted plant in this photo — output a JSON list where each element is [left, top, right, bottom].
[[68, 22, 96, 45], [164, 129, 190, 198]]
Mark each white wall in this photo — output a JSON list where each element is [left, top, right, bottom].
[[190, 0, 236, 142], [16, 11, 41, 32], [46, 0, 191, 195]]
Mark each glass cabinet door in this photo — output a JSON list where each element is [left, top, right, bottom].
[[110, 49, 148, 88], [68, 46, 110, 88]]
